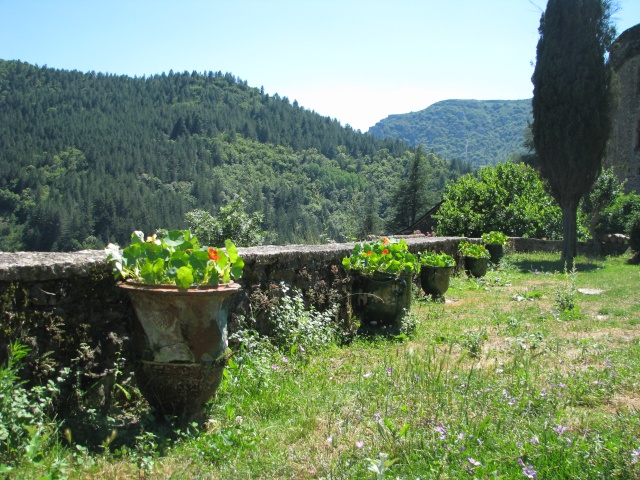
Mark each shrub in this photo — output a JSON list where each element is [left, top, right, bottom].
[[626, 212, 640, 253], [435, 162, 564, 239], [597, 192, 640, 235]]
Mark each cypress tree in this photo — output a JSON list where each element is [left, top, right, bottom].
[[531, 0, 615, 263]]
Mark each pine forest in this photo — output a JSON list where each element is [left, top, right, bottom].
[[0, 60, 476, 251]]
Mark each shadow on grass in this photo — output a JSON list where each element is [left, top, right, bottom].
[[509, 257, 603, 274]]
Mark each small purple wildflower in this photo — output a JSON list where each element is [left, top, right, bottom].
[[467, 457, 481, 467], [356, 441, 364, 449], [386, 367, 393, 375], [553, 424, 568, 435], [434, 423, 447, 440], [271, 364, 279, 371], [631, 448, 640, 464], [523, 464, 537, 478], [518, 458, 537, 478], [529, 436, 540, 445]]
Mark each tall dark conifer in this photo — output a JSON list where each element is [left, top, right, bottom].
[[531, 0, 615, 263], [388, 146, 430, 232]]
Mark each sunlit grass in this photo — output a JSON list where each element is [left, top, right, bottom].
[[15, 251, 640, 479]]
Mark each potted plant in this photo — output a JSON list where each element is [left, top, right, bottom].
[[342, 237, 419, 329], [459, 241, 490, 278], [106, 230, 244, 419], [481, 231, 508, 264], [419, 251, 456, 300]]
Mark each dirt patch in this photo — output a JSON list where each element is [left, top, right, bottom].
[[604, 392, 640, 414]]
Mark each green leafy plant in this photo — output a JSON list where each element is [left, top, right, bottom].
[[0, 342, 62, 469], [555, 264, 578, 314], [458, 241, 490, 259], [419, 251, 456, 268], [481, 231, 508, 245], [342, 237, 419, 275], [105, 229, 244, 289], [626, 211, 640, 253]]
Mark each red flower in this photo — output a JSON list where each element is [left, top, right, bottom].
[[366, 251, 373, 256], [382, 249, 390, 255], [208, 247, 220, 261]]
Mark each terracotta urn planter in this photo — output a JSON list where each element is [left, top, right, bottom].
[[119, 281, 240, 418], [464, 257, 489, 278], [351, 272, 413, 328], [420, 266, 454, 300]]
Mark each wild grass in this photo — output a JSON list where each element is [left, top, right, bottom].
[[8, 251, 640, 479]]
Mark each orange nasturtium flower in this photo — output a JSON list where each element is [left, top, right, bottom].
[[382, 249, 390, 255], [366, 251, 373, 256], [381, 237, 390, 245], [208, 247, 220, 261]]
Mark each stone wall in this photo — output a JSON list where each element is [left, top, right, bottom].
[[0, 236, 628, 416], [608, 23, 640, 193]]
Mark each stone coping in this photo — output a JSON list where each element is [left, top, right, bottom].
[[0, 236, 464, 282], [0, 236, 624, 283]]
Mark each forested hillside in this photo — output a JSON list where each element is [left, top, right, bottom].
[[368, 99, 532, 167], [0, 60, 470, 251]]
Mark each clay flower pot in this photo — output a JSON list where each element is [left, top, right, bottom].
[[420, 266, 454, 300], [485, 244, 504, 264], [119, 282, 240, 419], [464, 257, 489, 278], [351, 272, 413, 329]]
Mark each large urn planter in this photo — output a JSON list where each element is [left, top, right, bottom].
[[485, 244, 504, 264], [351, 272, 413, 329], [120, 281, 241, 418], [464, 257, 489, 278], [420, 266, 454, 300]]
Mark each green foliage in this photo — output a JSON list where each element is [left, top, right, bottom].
[[186, 196, 266, 247], [269, 286, 339, 354], [0, 61, 478, 251], [626, 212, 640, 253], [582, 167, 626, 239], [0, 342, 62, 469], [342, 237, 419, 275], [106, 230, 244, 288], [419, 251, 456, 267], [458, 242, 491, 259], [369, 99, 532, 167], [481, 231, 508, 245], [435, 161, 564, 238], [598, 192, 640, 235], [555, 264, 579, 315]]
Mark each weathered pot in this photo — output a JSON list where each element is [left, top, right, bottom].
[[485, 244, 504, 264], [119, 281, 240, 418], [420, 266, 454, 299], [464, 257, 489, 278], [351, 272, 413, 328]]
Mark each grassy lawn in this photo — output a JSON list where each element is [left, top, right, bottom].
[[10, 252, 640, 479]]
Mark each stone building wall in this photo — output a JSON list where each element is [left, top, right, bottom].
[[608, 24, 640, 193]]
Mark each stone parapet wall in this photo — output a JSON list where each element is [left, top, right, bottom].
[[0, 236, 628, 416]]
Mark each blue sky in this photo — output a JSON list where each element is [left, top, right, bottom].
[[1, 0, 639, 131]]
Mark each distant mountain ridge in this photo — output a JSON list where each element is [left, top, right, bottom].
[[368, 99, 532, 167]]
